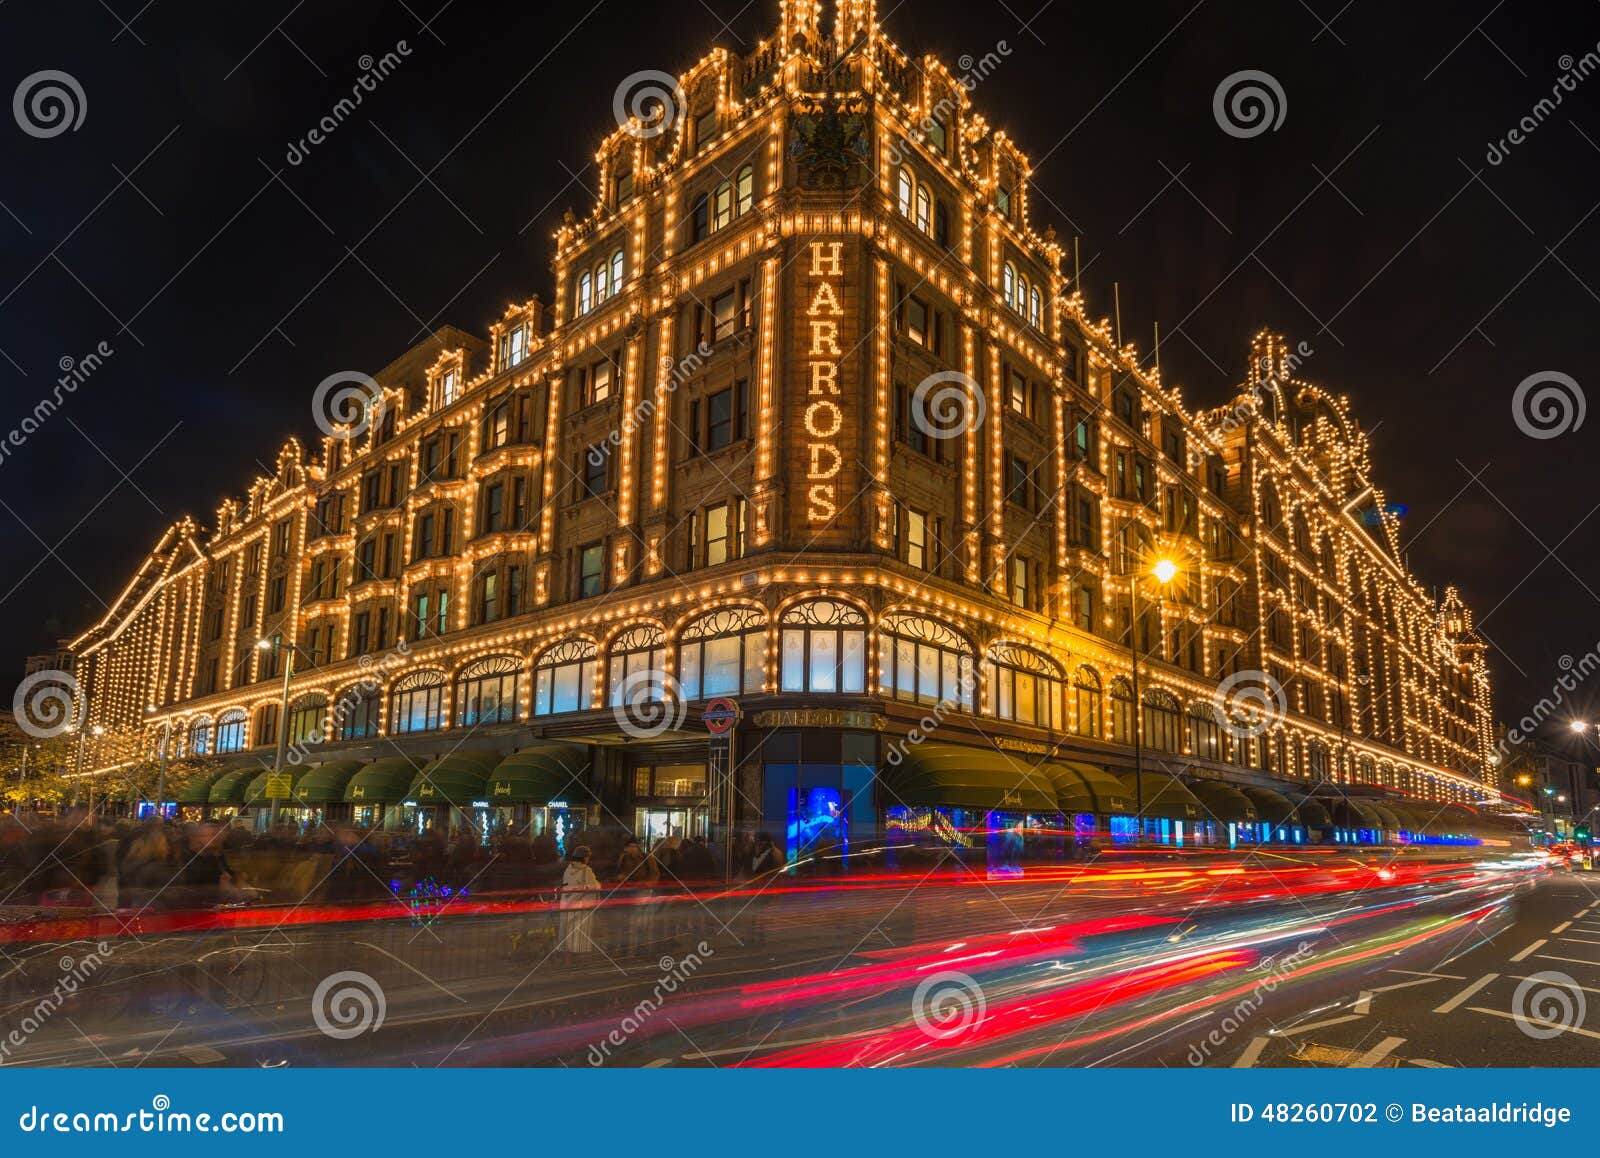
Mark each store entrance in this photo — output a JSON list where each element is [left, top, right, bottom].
[[634, 807, 706, 848]]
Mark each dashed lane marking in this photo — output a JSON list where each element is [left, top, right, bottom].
[[1388, 968, 1465, 981], [1232, 1036, 1270, 1068], [1511, 940, 1548, 962], [1349, 1036, 1406, 1068], [1467, 1007, 1600, 1040], [1434, 972, 1499, 1015], [1552, 922, 1573, 935]]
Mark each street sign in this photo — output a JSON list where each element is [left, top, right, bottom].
[[265, 773, 294, 800], [703, 697, 740, 735]]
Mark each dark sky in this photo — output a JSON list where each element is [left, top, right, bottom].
[[1, 0, 1597, 740]]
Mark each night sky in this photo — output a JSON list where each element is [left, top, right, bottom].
[[2, 0, 1597, 743]]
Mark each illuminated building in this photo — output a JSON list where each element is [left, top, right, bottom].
[[68, 1, 1503, 855]]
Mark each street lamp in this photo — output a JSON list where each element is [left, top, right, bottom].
[[145, 706, 172, 821], [258, 637, 317, 826], [1117, 520, 1179, 827], [1572, 721, 1590, 734]]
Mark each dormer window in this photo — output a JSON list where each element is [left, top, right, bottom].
[[926, 118, 946, 155], [614, 169, 634, 206], [574, 249, 625, 317], [694, 108, 717, 153], [997, 185, 1012, 218], [434, 368, 460, 410], [499, 322, 528, 370]]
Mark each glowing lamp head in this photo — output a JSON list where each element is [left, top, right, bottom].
[[1152, 558, 1179, 585], [1572, 721, 1590, 734], [257, 638, 273, 651]]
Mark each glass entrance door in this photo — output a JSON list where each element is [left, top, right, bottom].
[[634, 807, 706, 847]]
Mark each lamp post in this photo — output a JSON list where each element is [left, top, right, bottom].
[[145, 708, 172, 821], [1117, 518, 1178, 827], [258, 637, 316, 827]]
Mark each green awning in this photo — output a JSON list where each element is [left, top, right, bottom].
[[1285, 796, 1333, 829], [176, 768, 228, 805], [1188, 780, 1259, 823], [485, 744, 590, 805], [1118, 773, 1207, 821], [1369, 805, 1402, 832], [207, 769, 258, 805], [1239, 786, 1298, 826], [345, 755, 427, 804], [880, 744, 1058, 812], [1045, 762, 1134, 816], [293, 760, 365, 804], [405, 750, 502, 807], [243, 768, 303, 806]]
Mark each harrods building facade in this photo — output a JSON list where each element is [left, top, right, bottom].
[[68, 0, 1501, 857]]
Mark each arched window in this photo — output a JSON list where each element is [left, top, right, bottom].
[[457, 655, 522, 726], [391, 670, 446, 735], [985, 643, 1063, 729], [534, 640, 599, 716], [1109, 678, 1134, 743], [1186, 701, 1220, 760], [678, 607, 766, 700], [780, 600, 868, 694], [594, 259, 610, 304], [1003, 261, 1017, 310], [915, 184, 931, 234], [1143, 689, 1181, 752], [1073, 666, 1103, 738], [736, 165, 755, 215], [609, 248, 624, 296], [897, 167, 915, 217], [288, 694, 328, 746], [576, 271, 594, 315], [933, 201, 950, 248], [215, 710, 247, 754], [713, 179, 735, 230], [878, 613, 974, 709], [1016, 272, 1030, 317], [607, 624, 667, 707], [332, 684, 380, 741], [187, 717, 213, 756], [1029, 285, 1042, 328]]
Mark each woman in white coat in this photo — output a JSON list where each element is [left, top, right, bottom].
[[558, 845, 602, 955]]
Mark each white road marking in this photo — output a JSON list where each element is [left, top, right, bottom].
[[1408, 1059, 1453, 1068], [1233, 1036, 1271, 1068], [1511, 973, 1600, 995], [1468, 1007, 1600, 1040], [1511, 939, 1548, 962], [1556, 936, 1600, 946], [1537, 953, 1600, 967], [1371, 976, 1447, 994], [1434, 972, 1499, 1015], [1349, 1036, 1406, 1067], [1551, 921, 1573, 935], [1270, 1013, 1365, 1036], [1388, 968, 1465, 980], [1354, 991, 1373, 1014]]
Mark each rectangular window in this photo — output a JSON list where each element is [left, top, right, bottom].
[[500, 323, 528, 369], [353, 611, 371, 655], [906, 297, 929, 347], [694, 108, 717, 153], [581, 446, 608, 498], [705, 504, 730, 566], [1010, 557, 1030, 610], [483, 483, 504, 534], [590, 359, 614, 405], [711, 289, 739, 343], [905, 509, 927, 569], [1008, 368, 1030, 417], [579, 543, 604, 598], [479, 572, 498, 623]]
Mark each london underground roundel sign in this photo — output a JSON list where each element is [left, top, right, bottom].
[[703, 697, 740, 735]]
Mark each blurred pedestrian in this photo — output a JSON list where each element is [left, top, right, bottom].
[[559, 845, 601, 955]]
